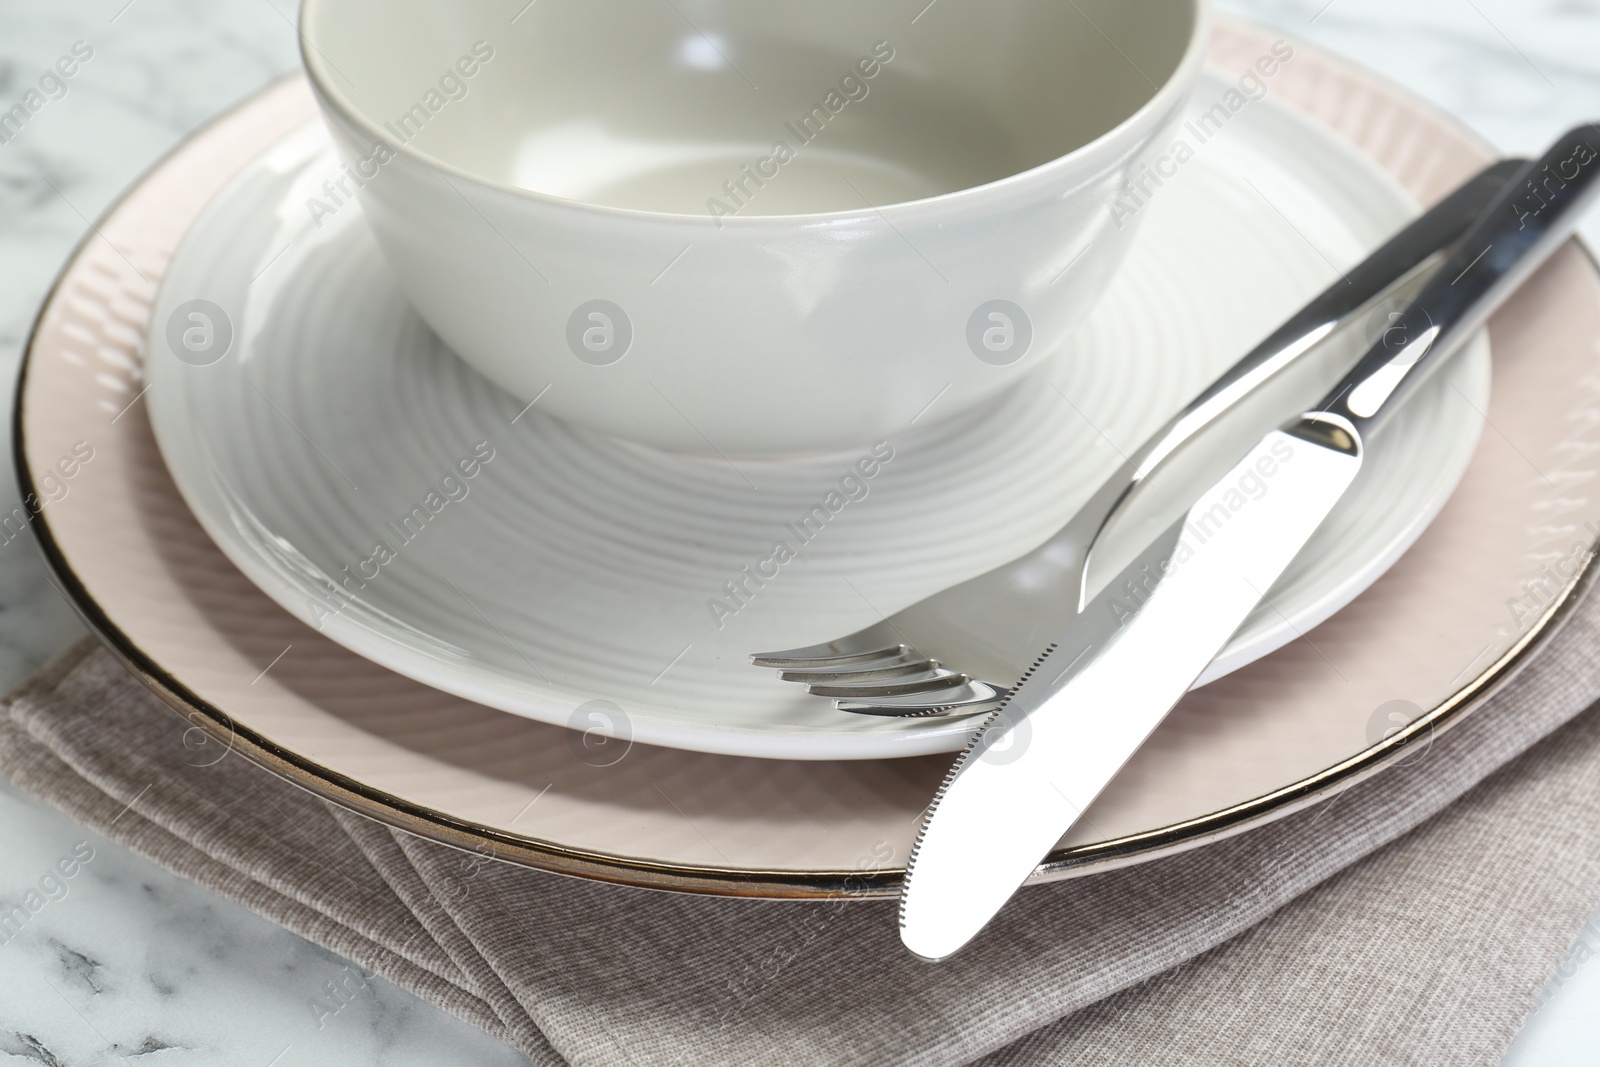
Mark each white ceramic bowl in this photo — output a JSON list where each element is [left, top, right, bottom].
[[299, 0, 1210, 454]]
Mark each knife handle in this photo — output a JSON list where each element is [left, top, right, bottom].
[[1318, 124, 1600, 434]]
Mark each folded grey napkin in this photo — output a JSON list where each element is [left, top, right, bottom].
[[6, 591, 1600, 1065]]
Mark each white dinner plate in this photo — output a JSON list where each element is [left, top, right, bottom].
[[144, 69, 1489, 759]]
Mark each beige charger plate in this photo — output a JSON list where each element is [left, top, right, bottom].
[[17, 21, 1600, 897]]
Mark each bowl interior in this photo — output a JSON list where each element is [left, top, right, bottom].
[[301, 0, 1197, 214]]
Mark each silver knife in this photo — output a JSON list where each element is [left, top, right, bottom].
[[901, 125, 1600, 962]]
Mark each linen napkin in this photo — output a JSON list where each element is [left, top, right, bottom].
[[5, 578, 1600, 1066]]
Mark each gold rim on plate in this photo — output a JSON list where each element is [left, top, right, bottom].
[[15, 23, 1600, 897]]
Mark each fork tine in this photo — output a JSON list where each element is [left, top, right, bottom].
[[796, 667, 947, 689], [805, 670, 980, 700], [838, 704, 976, 719], [835, 681, 1008, 716], [750, 644, 909, 669], [778, 659, 939, 684]]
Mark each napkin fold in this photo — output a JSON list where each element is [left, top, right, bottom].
[[6, 585, 1600, 1065]]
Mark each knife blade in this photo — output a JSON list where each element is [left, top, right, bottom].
[[901, 124, 1600, 962]]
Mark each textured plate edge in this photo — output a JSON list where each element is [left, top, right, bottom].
[[13, 55, 1600, 898]]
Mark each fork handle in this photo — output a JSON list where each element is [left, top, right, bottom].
[[1033, 156, 1526, 606], [1319, 126, 1600, 433], [1134, 156, 1527, 473]]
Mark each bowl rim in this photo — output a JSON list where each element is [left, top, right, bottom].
[[296, 0, 1213, 226]]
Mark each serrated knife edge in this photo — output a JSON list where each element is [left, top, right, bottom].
[[900, 423, 1364, 962]]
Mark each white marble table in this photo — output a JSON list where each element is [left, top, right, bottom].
[[0, 1, 1597, 1062]]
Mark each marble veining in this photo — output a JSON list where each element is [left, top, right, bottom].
[[1, 1, 1598, 1063], [0, 778, 527, 1066]]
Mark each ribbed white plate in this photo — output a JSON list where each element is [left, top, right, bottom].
[[145, 70, 1489, 759]]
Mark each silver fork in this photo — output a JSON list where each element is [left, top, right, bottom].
[[751, 159, 1525, 717]]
